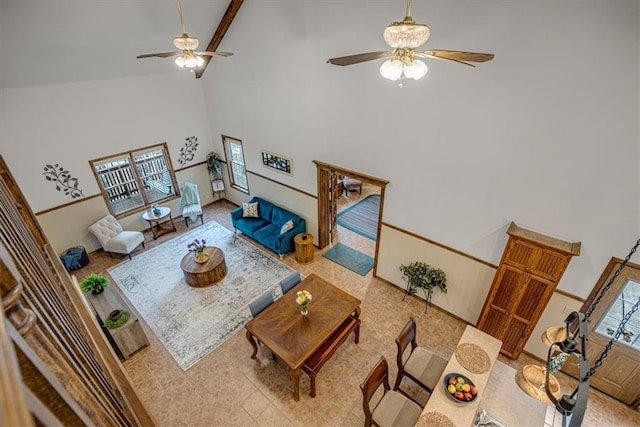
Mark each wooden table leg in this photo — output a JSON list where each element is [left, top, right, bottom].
[[246, 330, 258, 359], [289, 367, 301, 402]]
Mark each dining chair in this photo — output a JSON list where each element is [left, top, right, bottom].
[[249, 291, 274, 318], [394, 317, 448, 397], [279, 271, 302, 295], [361, 356, 423, 427]]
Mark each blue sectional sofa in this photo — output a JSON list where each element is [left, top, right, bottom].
[[230, 197, 306, 258]]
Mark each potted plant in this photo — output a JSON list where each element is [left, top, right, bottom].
[[206, 152, 223, 179], [79, 273, 110, 295], [399, 261, 447, 312]]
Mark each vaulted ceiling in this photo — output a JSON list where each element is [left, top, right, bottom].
[[0, 0, 242, 89]]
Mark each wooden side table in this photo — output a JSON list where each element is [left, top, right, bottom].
[[180, 247, 227, 287], [294, 233, 314, 264], [141, 206, 176, 240], [86, 287, 149, 360]]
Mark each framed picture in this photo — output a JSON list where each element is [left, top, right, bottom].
[[261, 150, 293, 176], [212, 179, 225, 192]]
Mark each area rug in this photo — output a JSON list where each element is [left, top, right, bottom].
[[337, 194, 380, 241], [107, 220, 293, 370], [322, 243, 374, 276]]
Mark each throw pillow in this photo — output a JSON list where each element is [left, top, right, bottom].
[[280, 219, 294, 234], [242, 202, 259, 218]]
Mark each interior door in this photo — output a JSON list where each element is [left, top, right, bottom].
[[563, 259, 640, 407]]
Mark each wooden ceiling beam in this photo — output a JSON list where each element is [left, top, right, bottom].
[[195, 0, 244, 79]]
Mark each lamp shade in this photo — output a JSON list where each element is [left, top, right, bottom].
[[383, 22, 430, 48], [379, 59, 404, 80]]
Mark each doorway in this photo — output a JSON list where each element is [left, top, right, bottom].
[[562, 258, 640, 408], [313, 161, 389, 276]]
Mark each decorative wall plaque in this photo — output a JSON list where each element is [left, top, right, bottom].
[[261, 150, 292, 175]]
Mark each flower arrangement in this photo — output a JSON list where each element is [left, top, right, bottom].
[[187, 238, 206, 254], [152, 203, 161, 215], [296, 289, 312, 315], [399, 261, 447, 312]]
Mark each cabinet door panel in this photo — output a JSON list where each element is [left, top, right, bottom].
[[503, 239, 536, 270], [513, 275, 554, 320], [501, 319, 528, 357], [531, 248, 568, 281], [491, 267, 522, 311], [480, 308, 509, 340]]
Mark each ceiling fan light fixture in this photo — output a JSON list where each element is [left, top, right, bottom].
[[383, 22, 430, 48], [173, 35, 199, 51], [379, 59, 404, 80], [175, 52, 204, 69], [405, 58, 428, 80]]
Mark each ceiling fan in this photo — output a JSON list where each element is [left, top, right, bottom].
[[327, 0, 494, 86], [136, 0, 233, 70]]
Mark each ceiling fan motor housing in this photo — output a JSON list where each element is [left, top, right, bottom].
[[383, 21, 430, 48]]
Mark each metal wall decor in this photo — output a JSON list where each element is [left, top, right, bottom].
[[261, 150, 293, 175], [178, 136, 199, 166], [43, 163, 84, 198]]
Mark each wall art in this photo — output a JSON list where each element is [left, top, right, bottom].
[[42, 163, 84, 199], [178, 136, 199, 166], [261, 150, 293, 175]]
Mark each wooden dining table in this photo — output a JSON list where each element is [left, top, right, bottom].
[[244, 273, 361, 401]]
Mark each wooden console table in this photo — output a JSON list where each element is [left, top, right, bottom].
[[86, 286, 149, 360], [180, 247, 227, 287]]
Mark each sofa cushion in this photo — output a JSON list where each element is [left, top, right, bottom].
[[233, 217, 270, 236], [271, 206, 300, 227], [242, 202, 259, 218], [280, 219, 294, 234], [253, 197, 273, 221], [254, 224, 282, 249]]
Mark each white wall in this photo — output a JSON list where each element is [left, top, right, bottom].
[[0, 72, 219, 252], [203, 0, 640, 299], [0, 0, 637, 306]]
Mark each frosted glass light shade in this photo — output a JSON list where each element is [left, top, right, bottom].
[[379, 59, 404, 80], [404, 59, 428, 80], [173, 35, 199, 51], [383, 22, 430, 48], [175, 53, 204, 69]]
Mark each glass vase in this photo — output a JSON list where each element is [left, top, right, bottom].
[[300, 303, 308, 316]]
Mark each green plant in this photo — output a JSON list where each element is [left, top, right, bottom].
[[79, 273, 110, 295], [399, 261, 447, 312], [206, 152, 223, 178]]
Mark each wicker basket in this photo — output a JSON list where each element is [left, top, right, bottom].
[[515, 364, 561, 405]]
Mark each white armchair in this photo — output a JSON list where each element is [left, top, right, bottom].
[[88, 215, 145, 260]]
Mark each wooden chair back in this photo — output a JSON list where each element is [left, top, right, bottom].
[[360, 356, 391, 427]]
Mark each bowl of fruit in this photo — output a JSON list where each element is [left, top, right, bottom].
[[444, 373, 478, 404]]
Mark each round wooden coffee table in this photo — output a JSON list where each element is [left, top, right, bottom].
[[180, 247, 227, 288]]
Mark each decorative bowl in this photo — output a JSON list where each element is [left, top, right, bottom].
[[443, 373, 478, 404]]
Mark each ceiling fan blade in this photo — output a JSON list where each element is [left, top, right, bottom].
[[327, 51, 393, 66], [198, 51, 234, 57], [423, 50, 495, 63], [136, 52, 182, 59]]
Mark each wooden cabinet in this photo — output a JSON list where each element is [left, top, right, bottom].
[[86, 287, 149, 360], [476, 222, 581, 358]]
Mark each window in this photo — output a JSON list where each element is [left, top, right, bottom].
[[90, 143, 178, 217], [222, 135, 249, 193]]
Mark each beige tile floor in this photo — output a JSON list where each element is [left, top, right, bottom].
[[78, 196, 640, 427]]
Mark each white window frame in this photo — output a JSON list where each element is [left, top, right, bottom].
[[222, 135, 249, 193]]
